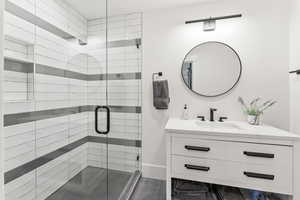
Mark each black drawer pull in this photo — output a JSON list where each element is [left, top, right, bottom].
[[244, 172, 275, 180], [185, 145, 210, 152], [185, 164, 210, 171], [243, 151, 274, 158]]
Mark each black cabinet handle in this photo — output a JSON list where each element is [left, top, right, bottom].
[[185, 164, 210, 171], [244, 172, 275, 180], [95, 106, 110, 134], [243, 151, 274, 159], [185, 145, 210, 152]]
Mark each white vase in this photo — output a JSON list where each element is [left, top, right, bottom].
[[247, 115, 260, 125]]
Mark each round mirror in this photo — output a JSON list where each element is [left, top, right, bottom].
[[182, 42, 242, 97]]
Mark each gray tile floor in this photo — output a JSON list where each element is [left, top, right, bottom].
[[45, 166, 166, 200]]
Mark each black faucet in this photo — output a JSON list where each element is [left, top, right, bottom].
[[209, 108, 217, 122]]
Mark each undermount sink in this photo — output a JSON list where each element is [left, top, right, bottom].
[[195, 120, 242, 130]]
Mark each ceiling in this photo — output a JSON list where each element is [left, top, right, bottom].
[[64, 0, 215, 20]]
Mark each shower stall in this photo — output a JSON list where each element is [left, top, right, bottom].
[[2, 0, 142, 199]]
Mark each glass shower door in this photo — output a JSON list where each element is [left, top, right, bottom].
[[106, 1, 143, 199]]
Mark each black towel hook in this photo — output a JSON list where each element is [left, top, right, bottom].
[[152, 72, 163, 81]]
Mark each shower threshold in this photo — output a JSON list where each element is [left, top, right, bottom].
[[46, 167, 141, 200]]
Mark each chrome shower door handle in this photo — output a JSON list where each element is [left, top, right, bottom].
[[95, 106, 110, 134]]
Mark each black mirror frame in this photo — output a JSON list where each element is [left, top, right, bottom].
[[181, 41, 242, 97]]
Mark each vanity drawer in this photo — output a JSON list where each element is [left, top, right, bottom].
[[172, 155, 222, 183], [172, 137, 226, 159], [171, 155, 292, 195], [229, 161, 293, 195], [228, 142, 293, 165], [172, 137, 293, 166]]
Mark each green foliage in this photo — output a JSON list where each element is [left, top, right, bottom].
[[238, 97, 277, 116]]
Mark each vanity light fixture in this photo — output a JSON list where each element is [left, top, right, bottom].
[[185, 14, 242, 31], [203, 19, 216, 31]]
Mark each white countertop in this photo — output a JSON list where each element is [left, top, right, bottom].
[[165, 118, 300, 141]]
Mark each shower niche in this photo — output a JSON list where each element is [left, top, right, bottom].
[[4, 58, 34, 103]]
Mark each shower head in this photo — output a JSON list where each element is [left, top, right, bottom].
[[78, 39, 88, 46]]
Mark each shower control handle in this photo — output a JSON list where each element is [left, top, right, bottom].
[[95, 106, 110, 134]]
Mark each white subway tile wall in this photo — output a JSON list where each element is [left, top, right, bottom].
[[5, 171, 36, 200], [3, 0, 142, 199], [4, 122, 35, 172], [36, 0, 87, 39], [4, 71, 30, 102], [4, 11, 35, 45]]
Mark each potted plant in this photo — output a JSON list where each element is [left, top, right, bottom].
[[238, 97, 277, 125]]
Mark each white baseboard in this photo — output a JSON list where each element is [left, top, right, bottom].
[[142, 163, 166, 180]]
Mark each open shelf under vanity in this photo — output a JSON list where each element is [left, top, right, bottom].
[[172, 178, 290, 200]]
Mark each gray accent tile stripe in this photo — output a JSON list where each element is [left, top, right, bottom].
[[4, 58, 34, 73], [86, 136, 142, 148], [110, 105, 142, 113], [4, 105, 141, 127], [88, 72, 141, 81], [85, 105, 142, 114], [36, 64, 88, 80], [108, 38, 142, 48], [35, 64, 141, 81], [4, 106, 88, 126], [94, 38, 142, 49], [4, 136, 141, 184]]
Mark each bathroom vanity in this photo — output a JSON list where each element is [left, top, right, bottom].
[[165, 119, 300, 200]]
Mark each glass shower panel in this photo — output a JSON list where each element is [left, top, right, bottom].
[[106, 2, 143, 198], [3, 0, 110, 199]]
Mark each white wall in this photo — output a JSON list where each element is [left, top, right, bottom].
[[290, 0, 300, 134], [142, 0, 290, 179]]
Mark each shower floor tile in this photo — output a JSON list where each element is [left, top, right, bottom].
[[46, 167, 131, 200]]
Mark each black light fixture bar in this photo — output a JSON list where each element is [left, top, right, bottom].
[[289, 69, 300, 75], [185, 14, 242, 24]]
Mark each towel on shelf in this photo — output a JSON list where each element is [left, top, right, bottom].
[[153, 79, 170, 109]]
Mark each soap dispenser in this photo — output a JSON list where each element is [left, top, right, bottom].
[[182, 104, 189, 120]]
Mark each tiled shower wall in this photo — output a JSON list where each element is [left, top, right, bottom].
[[3, 1, 89, 200], [3, 0, 142, 199]]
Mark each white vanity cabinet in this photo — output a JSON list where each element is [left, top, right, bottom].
[[165, 119, 300, 200]]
